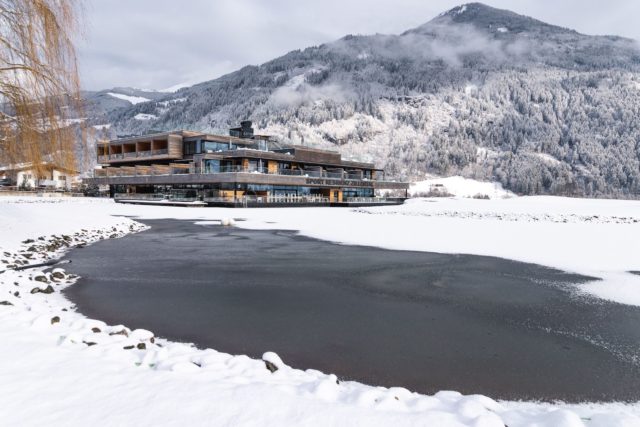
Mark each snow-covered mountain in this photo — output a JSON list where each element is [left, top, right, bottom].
[[82, 87, 167, 117], [85, 3, 640, 197]]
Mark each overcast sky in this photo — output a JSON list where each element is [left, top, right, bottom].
[[78, 0, 640, 91]]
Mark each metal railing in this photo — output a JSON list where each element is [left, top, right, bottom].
[[100, 149, 170, 161], [95, 164, 392, 182], [113, 193, 200, 203], [111, 192, 399, 205], [265, 194, 329, 204], [204, 194, 331, 205], [344, 197, 394, 204]]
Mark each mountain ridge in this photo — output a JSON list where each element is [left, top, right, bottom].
[[83, 3, 640, 197]]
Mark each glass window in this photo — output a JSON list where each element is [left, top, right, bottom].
[[204, 159, 220, 174], [255, 140, 268, 151], [247, 159, 259, 171], [202, 141, 233, 153], [184, 140, 199, 155], [342, 188, 374, 198]]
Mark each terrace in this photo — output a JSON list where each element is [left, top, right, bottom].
[[97, 138, 175, 164], [94, 164, 391, 182]]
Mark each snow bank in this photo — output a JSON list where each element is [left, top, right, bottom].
[[1, 196, 640, 426], [410, 176, 515, 199]]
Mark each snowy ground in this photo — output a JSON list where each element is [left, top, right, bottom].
[[1, 195, 640, 426]]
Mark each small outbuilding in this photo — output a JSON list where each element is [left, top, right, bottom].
[[0, 162, 79, 191]]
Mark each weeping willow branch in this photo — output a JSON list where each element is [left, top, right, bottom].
[[0, 0, 83, 175]]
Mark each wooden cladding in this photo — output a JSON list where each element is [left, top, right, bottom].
[[151, 164, 171, 175], [100, 164, 186, 177], [101, 134, 183, 164], [289, 147, 341, 164], [167, 135, 183, 157]]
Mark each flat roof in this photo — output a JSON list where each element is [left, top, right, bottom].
[[106, 130, 258, 146]]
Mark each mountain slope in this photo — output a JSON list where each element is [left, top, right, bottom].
[[92, 3, 640, 197]]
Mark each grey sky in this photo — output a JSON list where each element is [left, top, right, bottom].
[[78, 0, 640, 91]]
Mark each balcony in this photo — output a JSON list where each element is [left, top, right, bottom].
[[98, 148, 172, 163], [95, 164, 396, 183]]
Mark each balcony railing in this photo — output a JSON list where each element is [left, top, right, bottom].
[[113, 193, 200, 203], [205, 195, 331, 204], [344, 197, 396, 204], [96, 165, 391, 181], [99, 149, 171, 161], [112, 193, 397, 205]]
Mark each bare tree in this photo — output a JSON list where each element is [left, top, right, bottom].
[[0, 0, 83, 174]]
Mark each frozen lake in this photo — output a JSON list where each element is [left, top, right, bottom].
[[63, 219, 640, 402]]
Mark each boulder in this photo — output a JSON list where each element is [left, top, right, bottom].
[[31, 285, 54, 294], [51, 316, 60, 325], [40, 285, 54, 294], [51, 271, 66, 280], [262, 352, 285, 373]]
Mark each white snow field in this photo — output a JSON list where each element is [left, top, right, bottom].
[[1, 196, 640, 427], [106, 92, 151, 105]]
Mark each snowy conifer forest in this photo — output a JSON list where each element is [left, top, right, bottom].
[[85, 3, 640, 197]]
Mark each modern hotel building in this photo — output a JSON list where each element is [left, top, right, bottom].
[[87, 121, 408, 207]]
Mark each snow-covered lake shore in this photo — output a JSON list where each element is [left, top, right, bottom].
[[1, 195, 640, 426]]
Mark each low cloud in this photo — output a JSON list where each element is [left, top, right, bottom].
[[269, 82, 349, 107], [331, 16, 537, 69]]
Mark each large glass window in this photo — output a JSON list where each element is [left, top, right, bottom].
[[255, 140, 268, 151], [247, 184, 272, 192], [342, 188, 374, 198], [247, 159, 259, 171], [184, 140, 198, 155], [204, 159, 220, 174], [202, 140, 234, 153]]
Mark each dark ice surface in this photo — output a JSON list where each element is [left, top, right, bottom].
[[63, 219, 640, 402]]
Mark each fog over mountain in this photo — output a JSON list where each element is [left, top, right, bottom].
[[84, 3, 640, 197]]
